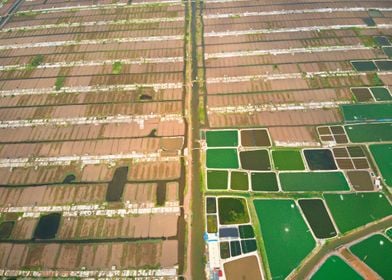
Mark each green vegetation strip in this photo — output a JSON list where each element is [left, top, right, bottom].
[[310, 255, 363, 280], [206, 149, 239, 169], [324, 193, 392, 233], [370, 144, 392, 187], [345, 123, 392, 142], [350, 234, 391, 279], [341, 103, 392, 122], [254, 199, 315, 280], [279, 172, 349, 192], [206, 130, 238, 147]]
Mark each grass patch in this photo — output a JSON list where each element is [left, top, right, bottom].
[[27, 55, 44, 70], [55, 76, 66, 91], [367, 73, 383, 86], [112, 61, 122, 74]]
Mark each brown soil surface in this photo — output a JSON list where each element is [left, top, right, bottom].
[[11, 218, 37, 240], [166, 181, 179, 202], [240, 129, 271, 147], [224, 256, 263, 280], [122, 183, 157, 204]]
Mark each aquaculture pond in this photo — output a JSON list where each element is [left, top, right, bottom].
[[350, 234, 392, 279], [0, 221, 14, 239], [206, 197, 217, 214], [241, 239, 257, 253], [345, 123, 392, 142], [220, 242, 230, 259], [106, 166, 128, 202], [230, 171, 249, 191], [298, 199, 337, 238], [218, 197, 249, 225], [239, 149, 271, 170], [375, 60, 392, 71], [206, 149, 239, 169], [341, 103, 392, 122], [375, 36, 391, 46], [304, 149, 337, 170], [207, 170, 228, 190], [324, 193, 392, 233], [310, 255, 363, 280], [351, 60, 377, 71], [251, 172, 279, 191], [347, 171, 374, 191], [279, 172, 349, 191], [351, 88, 373, 102], [240, 129, 271, 147], [382, 46, 392, 57], [33, 213, 61, 239], [239, 225, 255, 239], [272, 150, 305, 170], [207, 215, 218, 233], [370, 87, 392, 101], [253, 199, 315, 280], [206, 130, 238, 147], [230, 240, 241, 257], [370, 144, 392, 187]]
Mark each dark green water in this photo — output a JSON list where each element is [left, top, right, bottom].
[[299, 199, 337, 239], [33, 213, 61, 239]]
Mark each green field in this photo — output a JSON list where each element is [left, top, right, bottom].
[[254, 199, 315, 280], [218, 197, 249, 225], [341, 104, 392, 122], [272, 150, 305, 170], [350, 234, 392, 279], [206, 149, 239, 169], [206, 130, 238, 147], [207, 170, 228, 190], [279, 172, 349, 191], [324, 193, 392, 233], [370, 144, 392, 187], [345, 123, 392, 142], [310, 255, 363, 280]]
